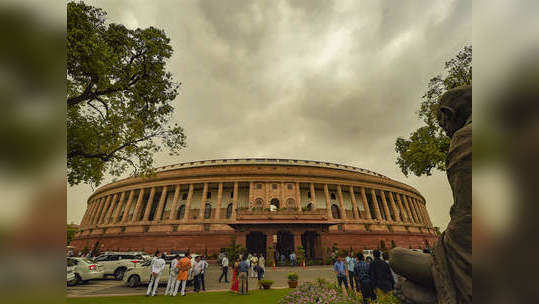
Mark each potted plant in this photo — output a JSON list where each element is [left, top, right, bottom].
[[260, 279, 274, 289], [287, 272, 298, 288]]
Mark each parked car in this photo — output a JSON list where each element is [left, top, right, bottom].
[[93, 253, 145, 280], [362, 250, 374, 260], [67, 266, 76, 286], [67, 257, 104, 285], [123, 254, 199, 288]]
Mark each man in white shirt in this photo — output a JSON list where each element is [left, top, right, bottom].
[[165, 255, 179, 296], [192, 256, 204, 292], [219, 254, 229, 283], [147, 252, 166, 297], [200, 256, 209, 291]]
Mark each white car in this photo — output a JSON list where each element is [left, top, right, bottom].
[[93, 253, 145, 280], [362, 250, 374, 260], [123, 254, 199, 288], [67, 266, 76, 286], [67, 257, 104, 285]]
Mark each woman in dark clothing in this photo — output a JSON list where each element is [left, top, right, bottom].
[[355, 253, 377, 304], [369, 250, 395, 294]]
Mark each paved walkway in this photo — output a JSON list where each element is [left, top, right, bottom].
[[67, 265, 335, 298]]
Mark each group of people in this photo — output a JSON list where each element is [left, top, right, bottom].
[[219, 252, 265, 295], [333, 250, 397, 304], [275, 251, 297, 266], [146, 250, 209, 297]]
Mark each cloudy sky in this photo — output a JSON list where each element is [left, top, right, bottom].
[[67, 0, 471, 230]]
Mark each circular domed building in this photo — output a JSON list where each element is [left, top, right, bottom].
[[71, 158, 437, 259]]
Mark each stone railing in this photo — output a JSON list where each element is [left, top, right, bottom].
[[236, 208, 327, 221]]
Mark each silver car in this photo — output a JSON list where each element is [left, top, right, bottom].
[[67, 257, 104, 285]]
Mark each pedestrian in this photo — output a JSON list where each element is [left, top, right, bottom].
[[192, 256, 203, 292], [258, 254, 265, 276], [165, 255, 179, 296], [219, 253, 229, 283], [382, 252, 398, 284], [333, 255, 349, 290], [369, 250, 395, 295], [200, 256, 208, 291], [289, 251, 296, 266], [346, 252, 356, 290], [173, 252, 192, 296], [238, 255, 249, 295], [246, 253, 252, 277], [146, 252, 166, 297], [250, 253, 258, 278], [254, 263, 265, 289], [366, 256, 373, 264], [230, 258, 239, 293], [355, 253, 377, 304]]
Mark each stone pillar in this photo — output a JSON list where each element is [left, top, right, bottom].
[[409, 196, 420, 224], [412, 198, 424, 224], [82, 201, 95, 226], [395, 193, 408, 223], [88, 198, 100, 225], [131, 188, 146, 223], [200, 182, 208, 219], [293, 231, 302, 251], [370, 189, 382, 221], [154, 186, 168, 222], [310, 183, 316, 208], [248, 182, 254, 207], [380, 191, 392, 222], [280, 181, 285, 206], [360, 187, 372, 219], [336, 185, 347, 219], [295, 182, 301, 209], [104, 193, 119, 224], [121, 190, 135, 223], [403, 195, 416, 223], [142, 187, 156, 222], [232, 182, 238, 219], [183, 184, 194, 222], [216, 183, 223, 220], [323, 184, 333, 219], [388, 192, 401, 222], [97, 195, 112, 225], [112, 192, 126, 223], [349, 186, 360, 219], [168, 185, 181, 220]]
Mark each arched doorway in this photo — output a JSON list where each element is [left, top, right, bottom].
[[275, 230, 293, 264], [246, 231, 266, 257], [301, 231, 321, 260], [270, 198, 280, 210]]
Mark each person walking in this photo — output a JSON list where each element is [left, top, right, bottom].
[[258, 254, 265, 277], [250, 254, 258, 278], [219, 253, 229, 283], [333, 255, 349, 290], [174, 252, 192, 296], [146, 252, 166, 297], [369, 250, 395, 295], [165, 255, 179, 296], [230, 259, 239, 293], [289, 251, 296, 266], [200, 256, 208, 291], [254, 263, 265, 289], [192, 256, 203, 292], [382, 252, 398, 284], [346, 253, 356, 290], [238, 255, 250, 295], [355, 253, 377, 304]]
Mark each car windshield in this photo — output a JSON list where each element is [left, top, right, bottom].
[[81, 258, 95, 264]]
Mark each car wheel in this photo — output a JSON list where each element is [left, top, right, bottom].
[[74, 273, 82, 285], [127, 275, 140, 288], [114, 268, 126, 280]]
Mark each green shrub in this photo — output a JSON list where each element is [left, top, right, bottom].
[[287, 272, 298, 281]]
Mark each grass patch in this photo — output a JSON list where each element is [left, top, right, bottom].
[[67, 289, 292, 304]]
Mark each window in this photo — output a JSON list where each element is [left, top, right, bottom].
[[305, 202, 313, 211], [204, 203, 212, 219], [256, 183, 262, 189], [177, 205, 186, 220], [182, 193, 188, 201], [307, 191, 311, 199], [272, 184, 278, 190], [331, 204, 341, 219], [226, 203, 233, 218], [230, 191, 234, 198], [255, 198, 264, 207], [287, 184, 293, 190], [207, 192, 211, 199], [330, 193, 337, 200], [109, 255, 119, 261], [204, 224, 210, 231], [286, 198, 295, 208]]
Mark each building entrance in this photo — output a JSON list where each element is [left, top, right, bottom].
[[246, 231, 266, 256], [301, 231, 320, 260], [275, 230, 294, 262]]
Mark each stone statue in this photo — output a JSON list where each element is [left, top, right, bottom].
[[390, 85, 472, 304]]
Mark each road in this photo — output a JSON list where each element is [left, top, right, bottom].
[[67, 265, 336, 298]]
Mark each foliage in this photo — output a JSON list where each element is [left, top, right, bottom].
[[260, 279, 274, 286], [296, 246, 306, 265], [287, 272, 299, 281], [67, 1, 185, 186], [223, 237, 244, 262], [395, 45, 471, 177], [66, 224, 79, 245]]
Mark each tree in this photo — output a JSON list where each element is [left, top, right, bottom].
[[395, 45, 472, 176], [67, 2, 186, 186]]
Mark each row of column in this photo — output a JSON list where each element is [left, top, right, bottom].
[[81, 181, 433, 228], [81, 182, 240, 228]]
